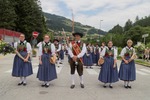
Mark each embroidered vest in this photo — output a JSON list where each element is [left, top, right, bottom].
[[96, 47, 99, 53], [105, 48, 114, 57], [124, 48, 133, 57], [42, 43, 51, 54], [17, 42, 27, 52]]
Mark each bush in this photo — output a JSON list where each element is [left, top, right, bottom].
[[118, 47, 122, 56]]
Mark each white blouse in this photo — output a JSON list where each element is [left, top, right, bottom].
[[38, 42, 56, 56], [120, 46, 135, 57], [14, 40, 32, 53], [100, 46, 118, 59]]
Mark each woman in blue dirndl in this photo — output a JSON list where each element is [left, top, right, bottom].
[[119, 39, 136, 89], [95, 44, 100, 66], [91, 45, 96, 64], [12, 34, 33, 86], [59, 44, 65, 63], [98, 41, 118, 88], [84, 44, 93, 69], [37, 35, 57, 88]]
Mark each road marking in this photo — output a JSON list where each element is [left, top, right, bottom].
[[5, 69, 12, 73], [56, 66, 63, 74], [86, 69, 99, 75], [140, 69, 150, 74], [4, 65, 63, 74], [136, 70, 149, 75], [33, 67, 38, 73]]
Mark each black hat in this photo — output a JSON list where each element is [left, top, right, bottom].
[[53, 39, 59, 42], [72, 32, 83, 38]]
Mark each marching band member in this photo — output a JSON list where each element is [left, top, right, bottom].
[[119, 39, 136, 89], [59, 43, 65, 63], [53, 39, 62, 67], [12, 34, 33, 86], [68, 32, 86, 89], [98, 41, 118, 88], [37, 34, 57, 88], [83, 43, 93, 69]]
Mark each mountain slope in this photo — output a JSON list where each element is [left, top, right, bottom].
[[43, 12, 106, 35]]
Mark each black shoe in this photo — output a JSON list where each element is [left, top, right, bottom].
[[23, 83, 27, 86], [59, 62, 63, 64], [80, 84, 84, 88], [90, 67, 93, 69], [18, 82, 23, 86], [103, 85, 107, 88], [70, 85, 75, 89], [41, 84, 46, 87], [45, 84, 50, 88], [127, 85, 132, 89], [109, 85, 113, 88], [124, 85, 128, 89]]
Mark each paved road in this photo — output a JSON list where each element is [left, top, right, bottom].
[[0, 54, 150, 100]]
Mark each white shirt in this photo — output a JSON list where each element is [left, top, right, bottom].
[[120, 46, 135, 57], [38, 42, 56, 56], [67, 41, 86, 58], [100, 46, 117, 59], [61, 45, 65, 50], [56, 44, 61, 52], [14, 40, 32, 53]]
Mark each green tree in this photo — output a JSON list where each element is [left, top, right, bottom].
[[0, 0, 17, 29], [124, 19, 133, 32], [109, 24, 123, 34], [14, 0, 47, 41]]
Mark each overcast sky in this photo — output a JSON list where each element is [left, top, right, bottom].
[[40, 0, 150, 31]]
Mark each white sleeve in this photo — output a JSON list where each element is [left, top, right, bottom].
[[38, 43, 43, 56], [14, 42, 18, 49], [51, 44, 56, 55], [120, 48, 126, 57], [114, 48, 117, 59], [56, 44, 61, 52], [27, 43, 32, 53], [133, 48, 136, 54], [37, 42, 41, 48], [100, 47, 106, 58], [68, 43, 74, 58], [77, 43, 86, 58]]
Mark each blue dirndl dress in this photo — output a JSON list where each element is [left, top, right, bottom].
[[59, 50, 64, 60], [119, 56, 136, 81], [37, 45, 57, 82], [12, 45, 33, 77], [92, 52, 96, 64], [83, 51, 93, 66], [98, 49, 118, 83]]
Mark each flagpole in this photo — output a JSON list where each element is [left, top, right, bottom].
[[72, 9, 74, 33]]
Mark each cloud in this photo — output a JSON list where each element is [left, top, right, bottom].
[[40, 0, 150, 31]]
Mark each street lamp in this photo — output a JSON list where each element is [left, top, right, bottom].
[[99, 20, 103, 42]]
